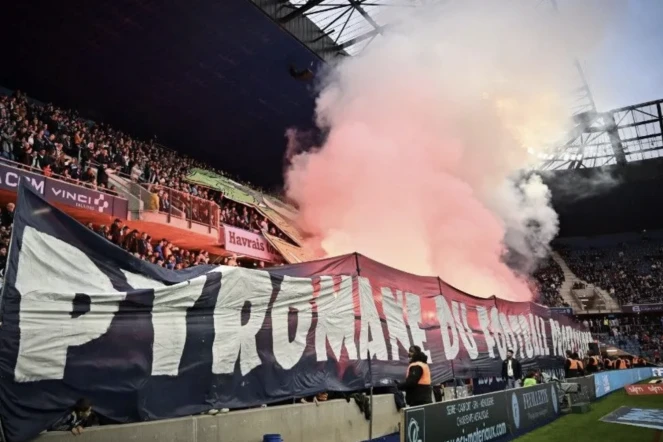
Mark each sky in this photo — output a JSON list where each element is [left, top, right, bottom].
[[572, 0, 663, 110]]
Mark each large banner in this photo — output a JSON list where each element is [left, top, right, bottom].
[[0, 185, 591, 442]]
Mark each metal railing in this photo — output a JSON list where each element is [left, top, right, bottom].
[[103, 167, 220, 231], [0, 156, 121, 197], [144, 183, 219, 230]]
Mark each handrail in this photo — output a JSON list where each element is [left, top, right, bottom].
[[0, 156, 126, 199], [104, 166, 220, 208]]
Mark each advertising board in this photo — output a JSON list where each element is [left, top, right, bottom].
[[403, 391, 510, 442]]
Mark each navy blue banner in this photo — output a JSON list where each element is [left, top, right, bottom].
[[0, 185, 592, 442]]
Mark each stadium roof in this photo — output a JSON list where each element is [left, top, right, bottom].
[[251, 0, 433, 59], [538, 98, 663, 170], [278, 0, 415, 56]]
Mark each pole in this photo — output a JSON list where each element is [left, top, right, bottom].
[[367, 349, 373, 442], [0, 186, 20, 324], [451, 360, 457, 399], [354, 252, 361, 276]]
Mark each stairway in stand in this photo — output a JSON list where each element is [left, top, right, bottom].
[[550, 251, 621, 312], [550, 251, 583, 311]]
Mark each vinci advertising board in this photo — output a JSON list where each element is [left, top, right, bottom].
[[0, 162, 128, 219]]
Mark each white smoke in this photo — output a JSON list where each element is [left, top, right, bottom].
[[285, 0, 623, 300]]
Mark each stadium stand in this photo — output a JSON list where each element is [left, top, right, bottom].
[[0, 90, 293, 268], [556, 231, 663, 306], [531, 258, 567, 307], [586, 314, 663, 363]]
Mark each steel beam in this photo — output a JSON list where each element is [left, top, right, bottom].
[[658, 103, 663, 147], [337, 24, 389, 50], [279, 0, 327, 23], [348, 0, 381, 32], [603, 112, 627, 165]]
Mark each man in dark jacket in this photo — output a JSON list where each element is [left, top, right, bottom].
[[398, 346, 432, 406], [502, 349, 522, 389]]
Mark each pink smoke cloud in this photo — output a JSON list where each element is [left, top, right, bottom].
[[285, 0, 621, 301]]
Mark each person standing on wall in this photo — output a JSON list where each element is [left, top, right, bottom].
[[398, 346, 433, 406], [502, 349, 522, 389]]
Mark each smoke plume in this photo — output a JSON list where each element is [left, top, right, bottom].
[[285, 0, 621, 301]]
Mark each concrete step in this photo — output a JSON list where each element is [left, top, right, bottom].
[[550, 252, 584, 311], [550, 251, 621, 311]]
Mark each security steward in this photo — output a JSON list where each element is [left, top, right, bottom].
[[397, 346, 433, 406], [616, 356, 628, 370], [573, 352, 585, 376], [603, 356, 613, 371], [565, 350, 580, 378], [586, 352, 600, 373]]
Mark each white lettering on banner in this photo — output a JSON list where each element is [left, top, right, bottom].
[[271, 275, 313, 370], [508, 315, 524, 358], [452, 302, 478, 360], [122, 270, 207, 376], [499, 313, 517, 357], [314, 276, 357, 362], [212, 268, 271, 375], [435, 296, 459, 360], [525, 313, 541, 356], [51, 188, 92, 204], [12, 228, 596, 381], [405, 292, 430, 362], [477, 306, 496, 359], [519, 315, 534, 358], [0, 170, 44, 194], [490, 307, 508, 360], [14, 227, 127, 382], [565, 325, 572, 354], [549, 319, 560, 357], [383, 288, 411, 361], [538, 316, 550, 355], [358, 277, 388, 360], [529, 313, 544, 356]]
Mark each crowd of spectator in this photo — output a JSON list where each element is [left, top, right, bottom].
[[88, 218, 267, 270], [0, 91, 267, 196], [585, 314, 663, 362], [0, 203, 13, 274], [557, 232, 663, 306], [89, 218, 210, 269], [1, 90, 292, 244], [531, 258, 567, 307]]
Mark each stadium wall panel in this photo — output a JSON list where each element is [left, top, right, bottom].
[[36, 395, 399, 442]]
